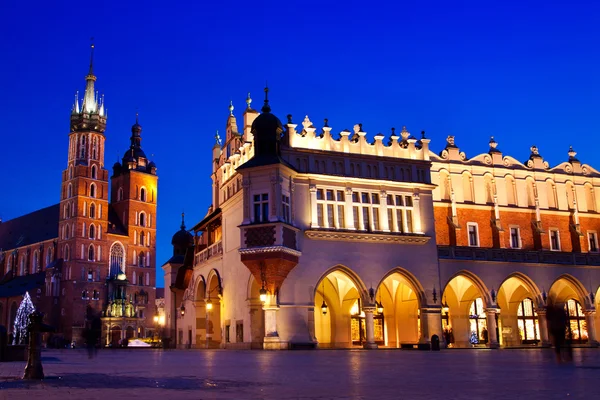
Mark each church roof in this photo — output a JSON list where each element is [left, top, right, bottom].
[[0, 271, 45, 298], [107, 206, 128, 236], [0, 204, 59, 250]]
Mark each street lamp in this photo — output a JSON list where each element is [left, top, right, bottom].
[[321, 300, 328, 315], [180, 304, 185, 316], [376, 301, 384, 314], [259, 286, 267, 303], [206, 298, 213, 311], [153, 314, 159, 323]]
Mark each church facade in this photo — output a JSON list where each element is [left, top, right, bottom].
[[0, 46, 158, 346], [164, 90, 600, 350]]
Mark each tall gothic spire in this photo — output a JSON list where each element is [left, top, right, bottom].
[[82, 42, 98, 114]]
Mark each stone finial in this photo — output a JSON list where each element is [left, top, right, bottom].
[[421, 130, 426, 139], [228, 100, 234, 116], [568, 146, 579, 162], [246, 92, 252, 109], [302, 115, 312, 130], [446, 135, 456, 147], [401, 126, 410, 141], [489, 136, 498, 149], [391, 127, 396, 137], [286, 114, 293, 124], [353, 124, 361, 134], [214, 130, 222, 146], [324, 118, 329, 127], [530, 145, 540, 156], [358, 123, 363, 132]]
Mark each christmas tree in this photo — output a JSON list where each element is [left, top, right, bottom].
[[12, 291, 35, 345]]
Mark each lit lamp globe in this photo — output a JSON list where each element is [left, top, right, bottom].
[[153, 315, 159, 323], [180, 304, 185, 316], [376, 302, 384, 314], [321, 300, 328, 315], [206, 299, 213, 311], [117, 273, 127, 281], [259, 287, 267, 303]]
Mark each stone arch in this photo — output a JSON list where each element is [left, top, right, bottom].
[[443, 270, 492, 307], [548, 273, 591, 309], [194, 274, 207, 301], [313, 265, 370, 348], [375, 267, 426, 347], [497, 272, 544, 308], [314, 265, 369, 304]]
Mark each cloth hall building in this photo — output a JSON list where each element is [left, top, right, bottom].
[[165, 90, 600, 350], [0, 47, 158, 346]]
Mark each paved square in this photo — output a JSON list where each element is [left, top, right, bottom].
[[0, 348, 598, 399]]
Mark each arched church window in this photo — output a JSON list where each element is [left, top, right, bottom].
[[88, 245, 95, 261], [138, 275, 144, 286], [139, 212, 146, 227], [468, 297, 487, 345], [517, 298, 539, 343], [117, 187, 124, 201], [92, 137, 98, 160], [46, 249, 51, 266], [138, 251, 145, 267], [33, 251, 39, 271], [65, 225, 70, 239], [90, 203, 95, 219], [64, 245, 70, 261], [68, 184, 73, 198], [91, 165, 97, 179], [90, 183, 96, 198], [140, 231, 145, 246], [565, 299, 588, 343], [140, 188, 146, 202], [89, 224, 95, 239], [69, 166, 73, 179], [109, 242, 125, 276], [19, 257, 24, 276]]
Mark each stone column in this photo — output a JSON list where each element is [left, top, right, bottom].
[[412, 192, 422, 234], [585, 310, 598, 347], [344, 188, 354, 230], [363, 307, 378, 349], [309, 185, 319, 228], [106, 324, 110, 346], [536, 308, 551, 347], [379, 191, 390, 232], [422, 307, 442, 344], [263, 304, 282, 350], [485, 308, 499, 348]]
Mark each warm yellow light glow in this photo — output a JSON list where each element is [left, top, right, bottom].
[[350, 299, 359, 316], [259, 287, 267, 303], [206, 299, 213, 310], [153, 315, 159, 323], [158, 315, 165, 326]]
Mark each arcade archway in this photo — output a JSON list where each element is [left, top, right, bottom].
[[548, 275, 591, 344], [375, 269, 423, 347], [314, 267, 367, 348], [496, 274, 543, 346], [442, 272, 492, 348], [206, 270, 222, 348]]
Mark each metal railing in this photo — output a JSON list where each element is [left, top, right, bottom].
[[194, 241, 223, 266]]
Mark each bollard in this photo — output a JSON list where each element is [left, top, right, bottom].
[[431, 334, 440, 351], [23, 312, 54, 380]]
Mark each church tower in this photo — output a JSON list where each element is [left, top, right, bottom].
[[57, 43, 110, 342], [110, 117, 158, 285]]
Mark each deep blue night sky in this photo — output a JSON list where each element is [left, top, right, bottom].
[[1, 1, 599, 288]]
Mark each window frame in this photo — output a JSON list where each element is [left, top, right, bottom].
[[467, 222, 480, 247], [549, 228, 561, 251], [509, 226, 521, 249], [588, 231, 598, 253], [252, 192, 269, 223]]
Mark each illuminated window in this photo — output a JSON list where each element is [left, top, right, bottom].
[[517, 298, 539, 343], [468, 298, 487, 344], [88, 269, 93, 282], [565, 299, 588, 343]]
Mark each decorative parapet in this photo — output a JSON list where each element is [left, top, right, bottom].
[[305, 230, 431, 245], [240, 222, 300, 250], [438, 245, 600, 266], [194, 240, 223, 266]]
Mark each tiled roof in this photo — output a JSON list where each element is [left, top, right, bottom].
[[0, 271, 45, 298], [107, 206, 127, 236], [0, 204, 59, 250]]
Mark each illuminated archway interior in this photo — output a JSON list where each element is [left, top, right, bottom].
[[376, 272, 420, 347], [206, 275, 222, 347], [314, 270, 362, 348], [548, 277, 589, 344], [496, 276, 539, 346], [194, 279, 206, 347], [442, 275, 487, 348]]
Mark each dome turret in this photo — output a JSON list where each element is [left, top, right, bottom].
[[171, 213, 194, 256]]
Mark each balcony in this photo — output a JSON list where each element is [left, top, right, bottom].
[[194, 241, 223, 266], [438, 246, 600, 266]]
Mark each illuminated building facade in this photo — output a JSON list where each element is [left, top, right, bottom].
[[0, 46, 158, 346], [165, 90, 600, 350]]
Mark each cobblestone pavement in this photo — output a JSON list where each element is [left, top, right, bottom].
[[1, 348, 599, 399]]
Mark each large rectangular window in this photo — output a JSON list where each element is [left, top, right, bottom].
[[315, 188, 347, 229], [253, 193, 269, 223]]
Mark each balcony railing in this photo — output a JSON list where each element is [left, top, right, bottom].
[[194, 241, 223, 266], [438, 246, 600, 266]]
